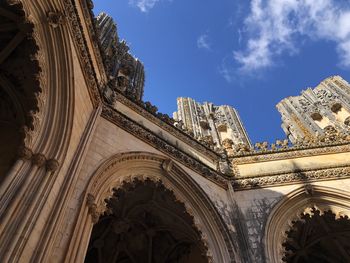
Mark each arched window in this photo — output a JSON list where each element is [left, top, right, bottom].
[[310, 113, 331, 129], [264, 186, 350, 263], [331, 103, 350, 124]]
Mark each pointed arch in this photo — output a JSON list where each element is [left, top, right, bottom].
[[65, 152, 238, 263], [264, 185, 350, 263]]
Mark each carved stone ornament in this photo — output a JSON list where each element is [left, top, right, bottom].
[[47, 11, 64, 28], [32, 153, 46, 167], [63, 0, 101, 107], [232, 166, 350, 190], [86, 193, 101, 224], [17, 145, 33, 160], [46, 159, 60, 172]]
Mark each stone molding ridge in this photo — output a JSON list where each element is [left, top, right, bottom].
[[230, 128, 350, 159], [232, 165, 350, 190], [78, 0, 107, 80], [231, 143, 350, 164], [63, 0, 102, 107]]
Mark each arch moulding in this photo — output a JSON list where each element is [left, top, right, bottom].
[[65, 151, 238, 263], [264, 184, 350, 263]]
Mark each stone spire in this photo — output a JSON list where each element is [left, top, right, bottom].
[[96, 12, 145, 101]]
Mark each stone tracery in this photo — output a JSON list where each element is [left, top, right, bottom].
[[282, 208, 350, 263], [85, 179, 209, 263]]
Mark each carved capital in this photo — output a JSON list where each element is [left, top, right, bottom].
[[87, 194, 100, 224], [32, 153, 46, 167], [46, 159, 60, 172]]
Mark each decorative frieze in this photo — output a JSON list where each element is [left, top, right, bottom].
[[63, 0, 101, 107], [232, 166, 350, 190]]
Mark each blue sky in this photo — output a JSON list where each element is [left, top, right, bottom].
[[93, 0, 350, 143]]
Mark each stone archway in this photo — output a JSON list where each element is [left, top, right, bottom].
[[85, 179, 209, 263], [282, 207, 350, 263], [264, 185, 350, 263], [65, 152, 237, 263]]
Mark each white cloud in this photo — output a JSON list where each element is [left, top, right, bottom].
[[235, 0, 350, 72], [197, 34, 211, 50], [129, 0, 161, 12]]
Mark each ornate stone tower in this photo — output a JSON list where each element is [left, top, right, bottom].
[[96, 12, 145, 101], [173, 97, 251, 149], [276, 75, 350, 143]]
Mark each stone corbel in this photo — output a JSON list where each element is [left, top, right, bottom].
[[86, 193, 100, 224], [47, 11, 64, 28]]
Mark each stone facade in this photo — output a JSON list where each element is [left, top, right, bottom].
[[0, 1, 350, 263], [97, 12, 145, 101], [173, 97, 251, 150], [277, 76, 350, 143]]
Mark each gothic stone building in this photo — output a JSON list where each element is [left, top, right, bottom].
[[1, 0, 350, 262]]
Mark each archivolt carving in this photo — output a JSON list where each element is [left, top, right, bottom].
[[63, 0, 101, 107], [264, 185, 350, 263], [66, 152, 237, 263]]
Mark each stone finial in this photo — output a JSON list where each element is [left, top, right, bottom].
[[255, 141, 268, 151]]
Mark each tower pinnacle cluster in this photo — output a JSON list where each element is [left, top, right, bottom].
[[173, 97, 251, 150], [96, 12, 145, 101], [276, 76, 350, 143]]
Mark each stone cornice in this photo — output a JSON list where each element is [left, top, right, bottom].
[[231, 142, 350, 164], [115, 92, 221, 160], [232, 165, 350, 190], [101, 104, 228, 188], [63, 0, 102, 107]]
